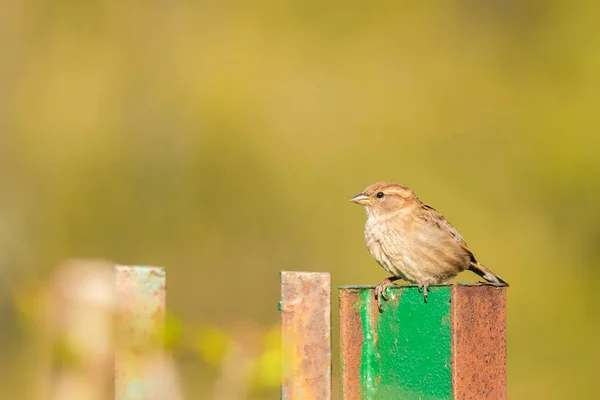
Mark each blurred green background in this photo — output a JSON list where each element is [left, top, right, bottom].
[[1, 0, 599, 398]]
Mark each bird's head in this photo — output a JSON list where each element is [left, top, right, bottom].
[[350, 182, 418, 217]]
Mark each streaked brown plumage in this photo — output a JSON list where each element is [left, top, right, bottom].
[[351, 182, 508, 311]]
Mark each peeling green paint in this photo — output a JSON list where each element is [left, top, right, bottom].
[[358, 289, 379, 399], [357, 286, 453, 400]]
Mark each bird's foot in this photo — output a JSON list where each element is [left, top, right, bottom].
[[374, 278, 397, 312], [418, 283, 429, 303]]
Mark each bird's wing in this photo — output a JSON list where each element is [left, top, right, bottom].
[[419, 203, 479, 266], [419, 204, 507, 284], [419, 204, 465, 243]]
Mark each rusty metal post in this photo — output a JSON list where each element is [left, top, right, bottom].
[[280, 271, 331, 400], [339, 283, 507, 400], [451, 285, 507, 399], [115, 265, 166, 400]]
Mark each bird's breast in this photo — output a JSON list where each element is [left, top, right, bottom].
[[364, 213, 463, 284], [364, 216, 410, 277]]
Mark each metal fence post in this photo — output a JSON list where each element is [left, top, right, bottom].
[[280, 271, 331, 400], [115, 265, 166, 400], [340, 284, 506, 399], [42, 260, 115, 400]]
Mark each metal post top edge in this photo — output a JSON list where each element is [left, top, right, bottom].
[[115, 265, 166, 273], [339, 282, 508, 290], [280, 270, 331, 277]]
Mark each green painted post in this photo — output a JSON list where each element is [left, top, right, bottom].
[[340, 284, 506, 400], [115, 265, 166, 400]]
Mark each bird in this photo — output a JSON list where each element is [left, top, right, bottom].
[[350, 181, 508, 311]]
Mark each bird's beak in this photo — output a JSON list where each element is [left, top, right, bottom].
[[350, 193, 372, 206]]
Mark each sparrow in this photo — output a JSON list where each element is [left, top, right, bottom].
[[350, 182, 508, 311]]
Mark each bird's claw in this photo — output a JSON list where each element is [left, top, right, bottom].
[[374, 278, 395, 312], [418, 283, 429, 303]]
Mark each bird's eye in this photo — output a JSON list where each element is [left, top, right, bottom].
[[376, 192, 385, 199]]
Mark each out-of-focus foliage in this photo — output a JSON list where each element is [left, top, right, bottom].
[[1, 0, 599, 398], [196, 325, 230, 367], [253, 326, 282, 389]]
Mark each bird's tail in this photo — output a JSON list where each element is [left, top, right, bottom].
[[469, 262, 509, 286]]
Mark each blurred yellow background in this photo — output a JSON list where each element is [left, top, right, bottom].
[[2, 0, 599, 399]]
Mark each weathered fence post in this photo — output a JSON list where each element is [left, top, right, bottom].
[[340, 284, 507, 400], [280, 271, 332, 400], [115, 265, 166, 400], [41, 260, 116, 400]]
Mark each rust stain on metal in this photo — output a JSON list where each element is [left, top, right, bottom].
[[368, 291, 379, 349], [339, 288, 363, 400], [280, 271, 331, 400], [451, 285, 507, 400]]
